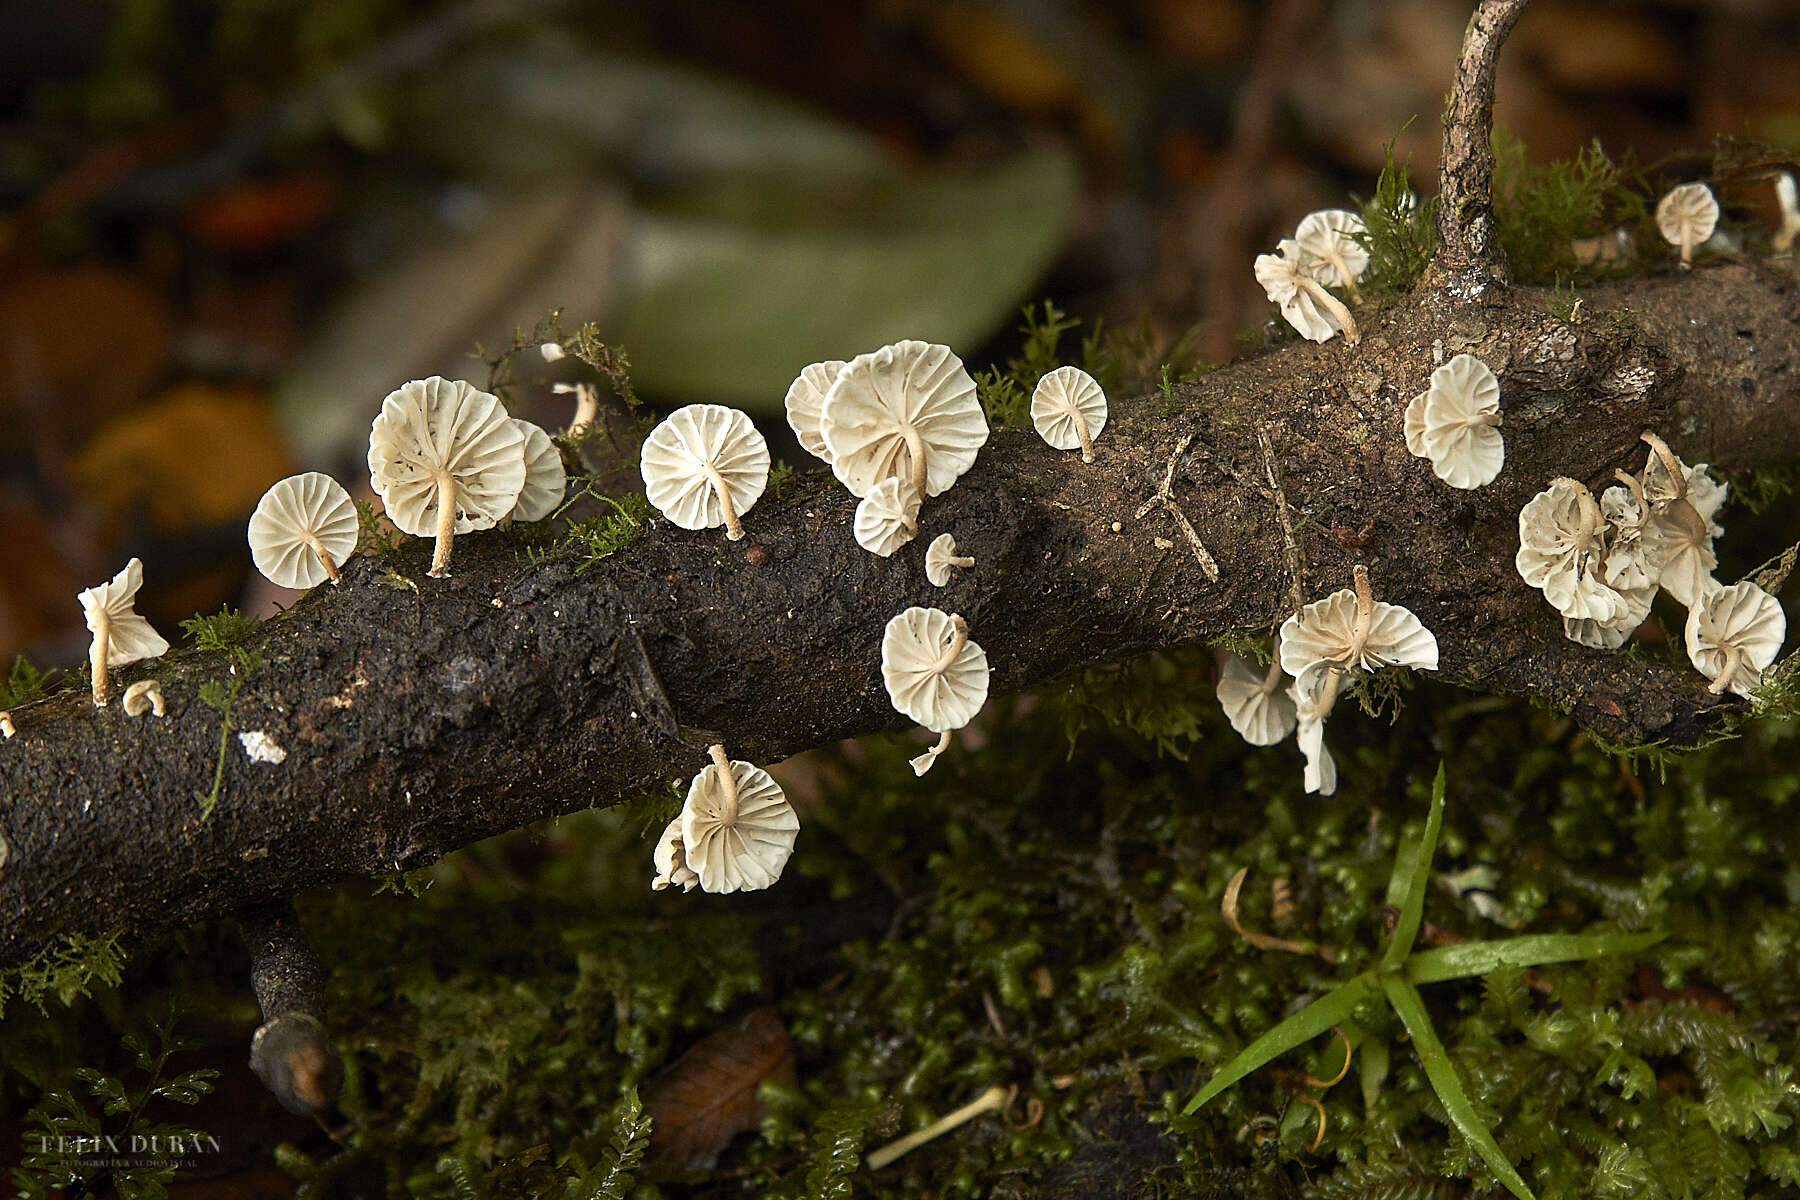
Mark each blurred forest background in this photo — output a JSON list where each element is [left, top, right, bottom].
[[5, 3, 1800, 1199]]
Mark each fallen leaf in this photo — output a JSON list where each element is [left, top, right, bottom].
[[643, 1005, 793, 1172]]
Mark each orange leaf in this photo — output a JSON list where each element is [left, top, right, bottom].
[[643, 1006, 794, 1172]]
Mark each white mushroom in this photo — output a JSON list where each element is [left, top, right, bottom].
[[1599, 472, 1659, 593], [783, 359, 847, 465], [1563, 584, 1656, 651], [639, 404, 770, 541], [1253, 239, 1359, 346], [367, 377, 527, 577], [554, 381, 599, 433], [1, 712, 15, 739], [1294, 209, 1370, 304], [1656, 182, 1720, 269], [508, 419, 567, 523], [78, 558, 170, 708], [819, 340, 989, 500], [1515, 478, 1626, 623], [248, 472, 359, 589], [1685, 582, 1786, 698], [881, 607, 991, 776], [539, 341, 566, 362], [1402, 354, 1504, 489], [1030, 365, 1108, 463], [1639, 433, 1724, 607], [650, 816, 700, 892], [122, 679, 165, 717], [1775, 172, 1800, 255], [853, 477, 921, 558], [1278, 566, 1440, 686], [925, 533, 975, 587], [678, 745, 801, 893], [1215, 648, 1297, 747], [1291, 666, 1342, 796]]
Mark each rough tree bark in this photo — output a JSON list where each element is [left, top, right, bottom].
[[3, 0, 1799, 977]]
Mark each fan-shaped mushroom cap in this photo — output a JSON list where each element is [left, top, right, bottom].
[[1598, 478, 1658, 593], [679, 747, 800, 893], [1686, 581, 1785, 697], [1278, 567, 1439, 684], [650, 817, 700, 892], [1564, 583, 1656, 650], [1291, 668, 1341, 796], [819, 340, 988, 500], [509, 419, 566, 523], [1656, 183, 1720, 266], [784, 359, 847, 465], [1638, 440, 1726, 608], [854, 477, 921, 558], [123, 679, 165, 717], [1402, 354, 1504, 489], [1030, 366, 1108, 463], [79, 557, 170, 707], [640, 404, 770, 540], [1253, 239, 1358, 345], [249, 472, 359, 589], [368, 377, 527, 576], [1516, 479, 1626, 623], [1215, 650, 1297, 746], [1295, 209, 1370, 299], [881, 607, 990, 732], [925, 533, 975, 587]]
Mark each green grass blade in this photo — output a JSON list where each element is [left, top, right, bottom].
[[1405, 931, 1667, 984], [1380, 975, 1535, 1200], [1183, 972, 1378, 1115], [1383, 762, 1446, 971]]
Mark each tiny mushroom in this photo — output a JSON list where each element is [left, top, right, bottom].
[[881, 606, 991, 777], [1685, 581, 1786, 698], [368, 377, 527, 577], [554, 381, 599, 432], [678, 745, 801, 893], [640, 403, 770, 541], [1515, 478, 1626, 624], [783, 359, 847, 465], [0, 711, 14, 739], [1639, 432, 1725, 607], [853, 477, 922, 557], [819, 340, 989, 501], [1254, 238, 1359, 346], [1775, 172, 1800, 254], [1278, 566, 1441, 685], [507, 419, 567, 524], [1655, 182, 1720, 269], [650, 817, 700, 892], [248, 472, 359, 589], [1214, 647, 1297, 747], [1402, 354, 1504, 489], [78, 558, 170, 708], [1294, 209, 1370, 304], [925, 533, 975, 587], [1290, 667, 1341, 796], [1030, 365, 1108, 463], [123, 679, 166, 717]]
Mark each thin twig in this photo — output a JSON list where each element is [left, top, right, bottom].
[[1258, 426, 1307, 614], [1133, 435, 1221, 581]]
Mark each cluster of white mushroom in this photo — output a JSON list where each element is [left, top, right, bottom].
[[1253, 209, 1370, 346], [1216, 567, 1439, 796], [1516, 432, 1786, 697]]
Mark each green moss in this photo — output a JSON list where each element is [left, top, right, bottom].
[[0, 931, 126, 1019], [0, 654, 46, 708]]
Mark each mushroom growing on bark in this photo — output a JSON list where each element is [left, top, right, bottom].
[[783, 359, 847, 465], [248, 472, 359, 589], [1294, 209, 1370, 304], [640, 404, 770, 541], [1516, 478, 1627, 624], [1685, 582, 1786, 697], [507, 419, 567, 524], [1775, 172, 1800, 255], [1403, 354, 1504, 489], [650, 818, 700, 892], [881, 607, 991, 777], [368, 377, 527, 577], [853, 477, 922, 557], [1291, 667, 1341, 796], [1215, 648, 1298, 747], [123, 679, 166, 717], [1253, 238, 1359, 345], [1278, 566, 1440, 686], [1639, 432, 1725, 607], [925, 533, 975, 587], [677, 745, 800, 893], [1030, 365, 1107, 462], [78, 558, 170, 708], [1655, 182, 1720, 269], [819, 340, 988, 500]]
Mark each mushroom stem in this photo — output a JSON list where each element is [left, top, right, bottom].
[[1466, 411, 1503, 428], [1326, 250, 1363, 304], [429, 472, 458, 577], [1550, 477, 1603, 550], [910, 729, 954, 777], [568, 383, 599, 432], [866, 1086, 1010, 1171], [709, 743, 740, 823], [89, 608, 111, 708], [701, 463, 745, 541], [1679, 232, 1695, 269], [1776, 173, 1800, 254], [930, 614, 971, 674], [1612, 469, 1649, 530], [1295, 276, 1360, 346], [1070, 407, 1096, 463], [1639, 431, 1688, 504], [302, 531, 342, 584], [1706, 644, 1741, 695], [902, 423, 929, 500], [1347, 565, 1375, 665]]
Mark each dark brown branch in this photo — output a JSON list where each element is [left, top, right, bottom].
[[3, 262, 1798, 971], [241, 901, 343, 1117], [1435, 0, 1533, 285]]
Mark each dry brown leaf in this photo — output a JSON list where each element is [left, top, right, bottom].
[[643, 1005, 793, 1172]]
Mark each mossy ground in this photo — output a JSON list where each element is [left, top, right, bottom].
[[5, 646, 1799, 1198]]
